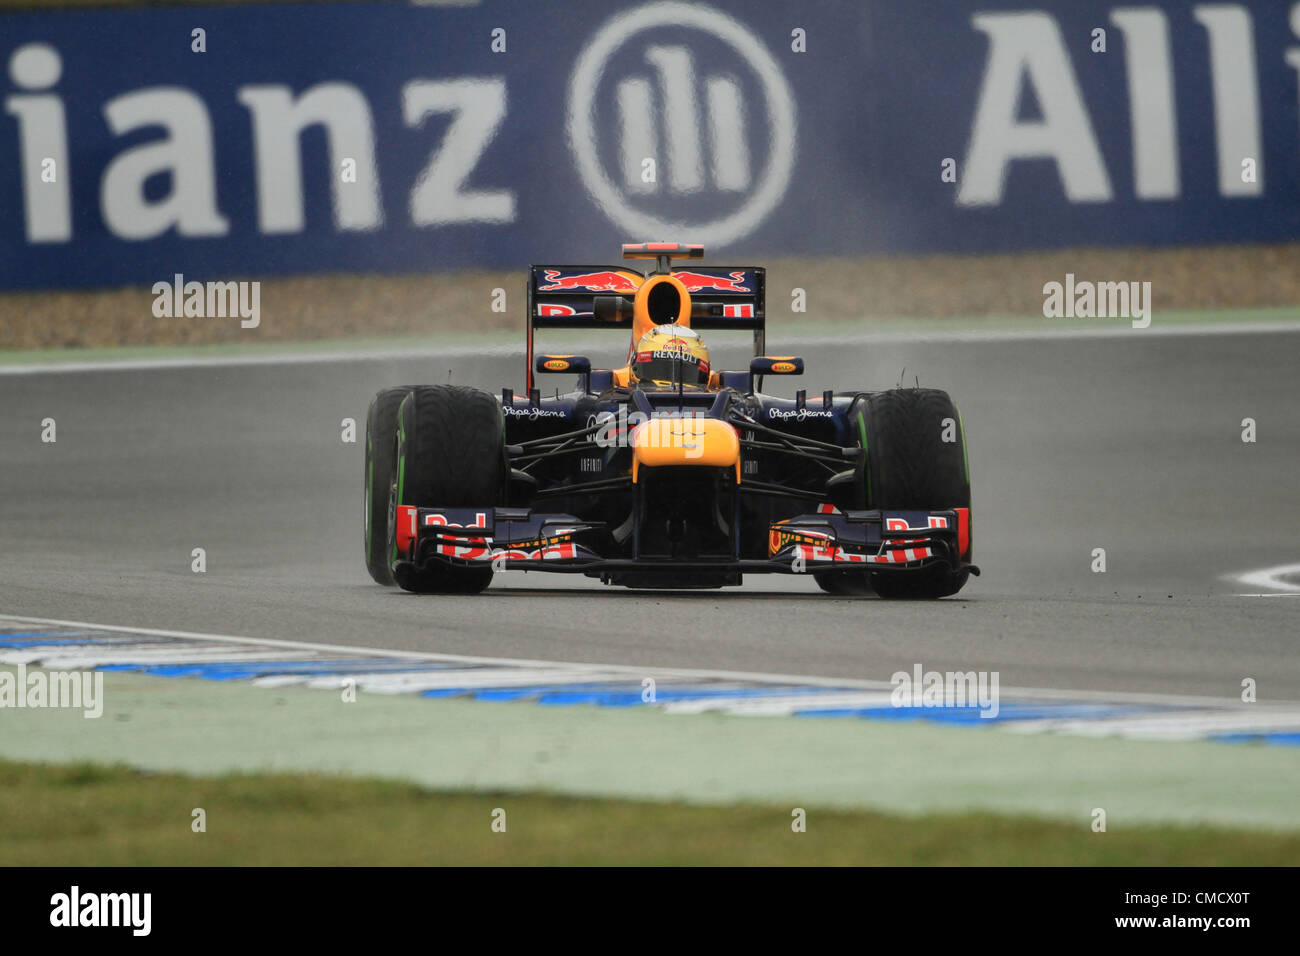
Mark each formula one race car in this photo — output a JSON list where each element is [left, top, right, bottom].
[[364, 243, 976, 598]]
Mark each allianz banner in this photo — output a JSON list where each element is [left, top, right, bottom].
[[1, 0, 1296, 290]]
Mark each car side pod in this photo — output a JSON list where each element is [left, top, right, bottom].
[[629, 418, 740, 483]]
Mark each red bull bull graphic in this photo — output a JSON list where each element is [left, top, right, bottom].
[[538, 269, 639, 292], [670, 271, 752, 293]]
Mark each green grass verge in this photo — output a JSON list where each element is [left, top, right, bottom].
[[3, 758, 1297, 865]]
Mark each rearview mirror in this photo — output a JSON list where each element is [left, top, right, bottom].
[[749, 356, 804, 375], [749, 356, 803, 393], [534, 354, 592, 393], [535, 354, 591, 374]]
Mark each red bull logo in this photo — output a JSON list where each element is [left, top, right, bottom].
[[671, 270, 751, 292], [538, 270, 638, 292]]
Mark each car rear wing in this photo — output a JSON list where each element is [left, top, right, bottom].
[[526, 264, 766, 390]]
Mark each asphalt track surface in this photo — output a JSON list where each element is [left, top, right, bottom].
[[2, 327, 1298, 699]]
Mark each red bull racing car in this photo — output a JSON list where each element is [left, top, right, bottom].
[[364, 243, 976, 597]]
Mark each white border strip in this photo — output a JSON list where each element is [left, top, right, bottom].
[[1, 612, 1289, 710], [1, 319, 1296, 377], [790, 319, 1300, 346], [0, 344, 520, 377]]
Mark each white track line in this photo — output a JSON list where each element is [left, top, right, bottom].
[[789, 319, 1300, 346], [0, 648, 319, 669], [1, 612, 1289, 710], [0, 343, 519, 377], [300, 668, 636, 694], [1, 319, 1296, 376], [663, 692, 898, 716], [1005, 710, 1300, 740]]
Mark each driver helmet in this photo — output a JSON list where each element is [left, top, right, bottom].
[[629, 324, 710, 388]]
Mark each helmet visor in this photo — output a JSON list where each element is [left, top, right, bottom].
[[633, 350, 709, 386]]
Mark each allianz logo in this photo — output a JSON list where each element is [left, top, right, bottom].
[[955, 6, 1286, 205], [6, 3, 793, 248], [567, 2, 797, 246], [5, 42, 515, 244], [613, 44, 750, 196]]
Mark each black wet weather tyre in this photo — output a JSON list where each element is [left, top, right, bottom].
[[861, 388, 971, 599], [393, 385, 506, 595], [364, 387, 412, 586]]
